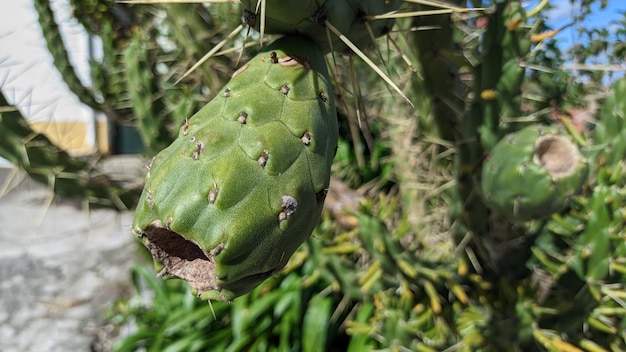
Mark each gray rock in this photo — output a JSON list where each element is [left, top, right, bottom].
[[0, 166, 140, 352]]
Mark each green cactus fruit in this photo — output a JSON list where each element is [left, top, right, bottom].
[[481, 125, 589, 222], [240, 0, 401, 53], [132, 35, 338, 301]]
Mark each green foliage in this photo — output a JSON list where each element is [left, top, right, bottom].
[[109, 228, 357, 351], [34, 0, 102, 109], [481, 125, 588, 222], [112, 194, 461, 351], [526, 78, 626, 349], [3, 0, 626, 350], [0, 92, 139, 209]]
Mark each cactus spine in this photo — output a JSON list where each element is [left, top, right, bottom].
[[34, 0, 102, 109]]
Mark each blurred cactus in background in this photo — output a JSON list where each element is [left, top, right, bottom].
[[2, 0, 625, 350], [1, 0, 242, 208]]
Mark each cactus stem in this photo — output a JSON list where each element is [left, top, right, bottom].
[[533, 135, 581, 179]]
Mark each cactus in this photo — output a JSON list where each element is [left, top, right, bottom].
[[522, 77, 626, 350], [123, 28, 172, 154], [132, 35, 338, 301], [481, 125, 588, 222], [34, 0, 102, 109], [593, 77, 626, 166], [8, 0, 626, 349], [240, 0, 401, 52], [0, 91, 140, 209]]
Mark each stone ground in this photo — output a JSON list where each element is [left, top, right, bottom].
[[0, 158, 145, 352], [0, 156, 363, 352]]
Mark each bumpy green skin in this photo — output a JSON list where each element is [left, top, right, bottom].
[[241, 0, 401, 52], [481, 125, 588, 222], [132, 36, 338, 301]]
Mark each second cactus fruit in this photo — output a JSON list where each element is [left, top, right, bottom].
[[481, 125, 589, 222]]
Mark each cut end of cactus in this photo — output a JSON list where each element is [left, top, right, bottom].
[[139, 220, 229, 301], [533, 134, 581, 180]]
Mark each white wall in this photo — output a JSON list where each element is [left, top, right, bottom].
[[0, 0, 99, 165]]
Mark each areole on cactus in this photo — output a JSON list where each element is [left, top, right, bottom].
[[480, 125, 589, 222], [132, 35, 338, 301]]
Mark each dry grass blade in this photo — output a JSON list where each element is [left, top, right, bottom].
[[215, 40, 262, 56], [256, 0, 267, 46], [402, 0, 463, 9], [527, 0, 549, 17], [371, 8, 486, 20], [323, 21, 414, 107], [561, 64, 626, 72], [174, 24, 245, 85], [0, 106, 18, 113]]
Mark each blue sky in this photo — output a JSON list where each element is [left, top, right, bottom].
[[542, 0, 626, 49]]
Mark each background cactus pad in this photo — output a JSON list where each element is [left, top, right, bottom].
[[481, 125, 589, 222]]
